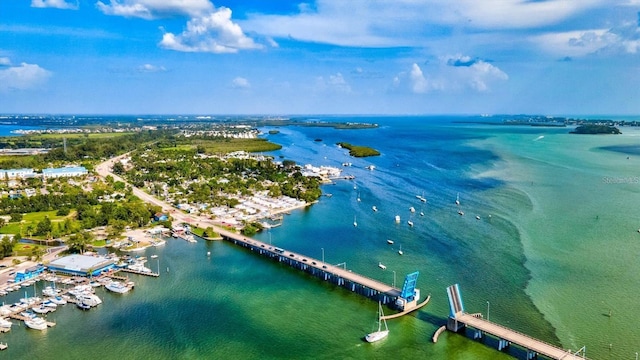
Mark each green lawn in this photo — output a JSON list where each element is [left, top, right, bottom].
[[0, 210, 73, 234]]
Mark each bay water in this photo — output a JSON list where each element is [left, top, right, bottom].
[[2, 116, 640, 359]]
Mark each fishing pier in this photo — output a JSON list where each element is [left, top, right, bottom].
[[221, 231, 424, 311], [445, 284, 589, 359]]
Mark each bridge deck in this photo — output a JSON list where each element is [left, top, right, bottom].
[[455, 313, 582, 359], [224, 234, 401, 297]]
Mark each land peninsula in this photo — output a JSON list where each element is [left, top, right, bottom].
[[0, 119, 357, 266]]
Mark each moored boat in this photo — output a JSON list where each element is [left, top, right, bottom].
[[365, 302, 389, 343], [24, 316, 47, 330], [105, 281, 133, 294]]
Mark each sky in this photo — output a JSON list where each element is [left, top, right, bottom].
[[0, 0, 639, 115]]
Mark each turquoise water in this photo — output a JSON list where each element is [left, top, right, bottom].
[[2, 117, 640, 359]]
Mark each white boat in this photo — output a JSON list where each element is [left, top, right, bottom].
[[476, 215, 481, 220], [0, 317, 11, 329], [455, 192, 460, 205], [394, 215, 400, 223], [150, 255, 158, 259], [353, 215, 358, 227], [398, 245, 403, 255], [372, 206, 378, 212], [365, 165, 375, 171], [378, 262, 386, 270], [409, 206, 415, 213], [32, 305, 50, 314], [420, 211, 424, 217], [128, 263, 153, 273], [43, 300, 58, 309], [105, 281, 133, 294], [76, 293, 102, 307], [407, 220, 414, 227], [24, 317, 47, 330], [357, 192, 361, 202], [386, 239, 394, 244], [458, 210, 464, 216], [77, 301, 91, 310], [365, 302, 389, 343], [49, 296, 67, 305], [42, 286, 57, 297]]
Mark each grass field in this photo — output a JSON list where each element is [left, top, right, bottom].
[[0, 210, 73, 235]]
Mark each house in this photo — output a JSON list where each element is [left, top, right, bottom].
[[154, 213, 168, 221]]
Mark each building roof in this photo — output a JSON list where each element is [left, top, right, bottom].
[[48, 254, 114, 273], [42, 166, 87, 174]]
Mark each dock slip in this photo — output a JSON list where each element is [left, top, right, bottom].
[[446, 284, 589, 360], [220, 229, 424, 312]]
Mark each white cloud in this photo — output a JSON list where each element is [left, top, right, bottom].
[[31, 0, 78, 10], [243, 0, 614, 47], [96, 0, 213, 19], [532, 29, 623, 57], [137, 63, 166, 72], [159, 7, 262, 53], [232, 77, 250, 89], [0, 61, 51, 92], [0, 57, 11, 66], [315, 72, 351, 93], [399, 56, 507, 94]]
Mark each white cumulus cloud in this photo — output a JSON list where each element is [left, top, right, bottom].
[[399, 56, 507, 94], [232, 77, 250, 89], [31, 0, 78, 10], [96, 0, 213, 19], [0, 57, 11, 66], [0, 60, 51, 92], [159, 7, 262, 53]]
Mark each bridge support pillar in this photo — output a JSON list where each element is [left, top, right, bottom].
[[498, 339, 510, 351], [446, 317, 466, 332], [473, 330, 483, 340], [526, 350, 537, 359]]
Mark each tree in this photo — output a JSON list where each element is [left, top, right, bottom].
[[36, 216, 52, 236], [112, 161, 125, 175]]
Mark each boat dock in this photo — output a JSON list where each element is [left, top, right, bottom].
[[446, 284, 589, 359], [117, 268, 159, 277]]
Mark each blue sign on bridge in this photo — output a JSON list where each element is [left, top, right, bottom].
[[400, 271, 419, 301]]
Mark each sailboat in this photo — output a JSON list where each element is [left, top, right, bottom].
[[455, 192, 460, 205], [398, 245, 403, 255], [353, 215, 358, 227], [357, 192, 361, 202], [365, 302, 389, 343]]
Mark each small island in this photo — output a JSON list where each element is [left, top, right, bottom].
[[570, 124, 621, 135], [337, 142, 380, 157]]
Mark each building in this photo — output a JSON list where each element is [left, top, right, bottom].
[[42, 166, 88, 179], [0, 168, 37, 180], [47, 254, 115, 277], [14, 265, 46, 282]]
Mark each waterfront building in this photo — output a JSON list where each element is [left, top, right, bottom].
[[14, 265, 46, 282], [47, 254, 115, 277]]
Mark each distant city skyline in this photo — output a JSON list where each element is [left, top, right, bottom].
[[1, 0, 639, 115]]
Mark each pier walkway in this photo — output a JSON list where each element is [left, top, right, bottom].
[[446, 284, 588, 359]]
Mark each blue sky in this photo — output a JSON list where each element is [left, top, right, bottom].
[[1, 0, 639, 115]]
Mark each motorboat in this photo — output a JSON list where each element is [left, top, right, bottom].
[[49, 296, 67, 305], [372, 206, 378, 212], [407, 220, 414, 227], [378, 262, 386, 270], [105, 281, 133, 294], [0, 317, 11, 329], [386, 239, 394, 244], [24, 316, 48, 330]]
